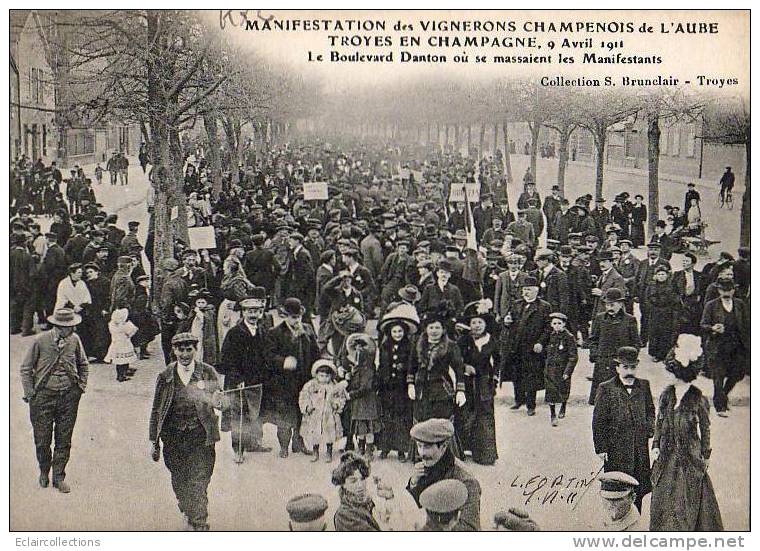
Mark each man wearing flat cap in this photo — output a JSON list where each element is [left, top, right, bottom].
[[21, 309, 89, 493], [286, 493, 329, 531], [596, 472, 647, 531], [406, 419, 481, 531], [634, 242, 670, 346], [593, 347, 654, 512], [535, 249, 569, 315], [591, 249, 627, 319], [119, 221, 142, 256], [149, 332, 229, 530], [418, 479, 469, 531], [218, 288, 273, 461], [110, 255, 136, 312]]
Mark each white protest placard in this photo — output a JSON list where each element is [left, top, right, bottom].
[[170, 206, 179, 221], [411, 169, 423, 182], [448, 182, 481, 203], [303, 181, 329, 201], [188, 226, 217, 250]]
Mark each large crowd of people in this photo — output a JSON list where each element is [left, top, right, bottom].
[[12, 137, 749, 531]]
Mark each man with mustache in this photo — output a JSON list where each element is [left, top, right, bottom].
[[406, 418, 481, 531], [592, 346, 655, 512]]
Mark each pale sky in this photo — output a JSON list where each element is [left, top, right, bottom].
[[203, 10, 749, 97]]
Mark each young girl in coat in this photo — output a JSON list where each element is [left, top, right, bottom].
[[299, 359, 347, 463], [542, 312, 578, 426], [344, 333, 381, 461], [377, 319, 415, 462], [105, 308, 138, 382]]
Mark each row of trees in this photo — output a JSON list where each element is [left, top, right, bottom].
[[318, 81, 748, 245], [47, 9, 320, 285]]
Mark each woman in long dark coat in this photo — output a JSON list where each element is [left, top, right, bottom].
[[629, 196, 647, 247], [131, 276, 160, 358], [650, 356, 723, 531], [83, 262, 111, 361], [457, 300, 499, 465], [645, 266, 681, 361], [377, 320, 414, 462]]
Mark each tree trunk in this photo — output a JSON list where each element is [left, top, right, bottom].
[[647, 115, 661, 236], [493, 123, 499, 157], [502, 121, 513, 183], [203, 112, 223, 198], [427, 122, 431, 144], [740, 139, 750, 246], [467, 125, 472, 157], [594, 127, 606, 201], [436, 123, 441, 147], [454, 124, 461, 154], [529, 121, 541, 180], [557, 127, 571, 195], [479, 123, 486, 160]]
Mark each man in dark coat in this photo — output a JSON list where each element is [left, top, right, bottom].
[[418, 259, 464, 316], [158, 260, 190, 362], [11, 234, 35, 335], [591, 251, 627, 319], [590, 198, 611, 242], [406, 419, 481, 531], [592, 346, 655, 512], [517, 182, 541, 210], [109, 256, 135, 311], [649, 221, 674, 260], [552, 199, 576, 244], [494, 254, 529, 321], [543, 186, 563, 239], [218, 289, 273, 461], [635, 243, 670, 346], [700, 280, 750, 415], [285, 232, 316, 317], [588, 288, 641, 405], [64, 225, 89, 264], [265, 298, 319, 457], [615, 240, 640, 314], [535, 249, 569, 314], [42, 233, 67, 316], [503, 276, 551, 415], [472, 193, 496, 240], [244, 233, 280, 301]]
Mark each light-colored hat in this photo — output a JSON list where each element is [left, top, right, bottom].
[[47, 308, 82, 327]]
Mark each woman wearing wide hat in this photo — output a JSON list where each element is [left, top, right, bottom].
[[377, 303, 419, 462], [456, 299, 499, 465]]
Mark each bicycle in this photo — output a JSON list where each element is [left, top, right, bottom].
[[719, 188, 734, 209]]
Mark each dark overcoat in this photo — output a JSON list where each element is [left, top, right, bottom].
[[592, 376, 655, 496]]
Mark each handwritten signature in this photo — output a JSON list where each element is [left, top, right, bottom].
[[510, 472, 597, 506], [219, 10, 274, 30]]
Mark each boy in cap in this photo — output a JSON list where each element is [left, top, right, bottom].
[[592, 347, 654, 512], [148, 332, 229, 530], [406, 418, 481, 531], [286, 494, 329, 531], [418, 479, 469, 531]]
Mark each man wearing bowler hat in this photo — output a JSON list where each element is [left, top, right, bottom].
[[20, 309, 89, 493], [267, 297, 319, 457], [588, 288, 640, 405], [149, 332, 229, 530], [591, 249, 627, 319], [592, 347, 654, 513], [406, 419, 481, 531]]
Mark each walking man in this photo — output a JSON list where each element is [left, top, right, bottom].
[[592, 346, 655, 512], [20, 308, 89, 493], [148, 332, 229, 531]]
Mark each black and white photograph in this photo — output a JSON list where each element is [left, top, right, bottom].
[[6, 6, 752, 538]]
